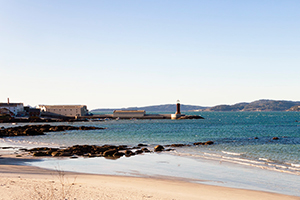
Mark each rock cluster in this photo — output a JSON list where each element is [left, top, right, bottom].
[[179, 115, 205, 119], [22, 140, 215, 159], [0, 125, 105, 137], [193, 141, 214, 145], [165, 141, 214, 147], [25, 144, 152, 159]]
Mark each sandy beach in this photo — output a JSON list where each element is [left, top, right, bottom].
[[0, 156, 299, 200]]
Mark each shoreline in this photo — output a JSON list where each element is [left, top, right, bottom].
[[1, 116, 300, 199], [1, 135, 300, 197], [0, 155, 299, 199]]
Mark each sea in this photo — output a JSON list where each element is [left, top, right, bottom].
[[1, 112, 300, 196]]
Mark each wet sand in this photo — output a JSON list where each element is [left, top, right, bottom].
[[0, 156, 299, 200]]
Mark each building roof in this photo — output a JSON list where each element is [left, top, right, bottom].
[[38, 105, 87, 108], [0, 103, 23, 107]]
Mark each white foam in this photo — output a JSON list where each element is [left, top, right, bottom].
[[259, 158, 269, 161], [171, 150, 300, 176], [291, 163, 300, 168], [222, 151, 243, 156]]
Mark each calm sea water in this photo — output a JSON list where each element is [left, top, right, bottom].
[[1, 112, 300, 195]]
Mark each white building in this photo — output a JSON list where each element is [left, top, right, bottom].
[[37, 105, 89, 117], [0, 102, 24, 116]]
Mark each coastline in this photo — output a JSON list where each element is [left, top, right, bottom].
[[0, 155, 299, 200], [1, 114, 300, 199]]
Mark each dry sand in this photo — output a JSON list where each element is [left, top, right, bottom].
[[0, 156, 299, 200]]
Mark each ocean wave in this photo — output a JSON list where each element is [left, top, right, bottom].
[[169, 150, 300, 176], [221, 151, 244, 156], [291, 163, 300, 168]]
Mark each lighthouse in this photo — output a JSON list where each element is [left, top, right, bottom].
[[171, 100, 185, 119], [175, 100, 181, 114]]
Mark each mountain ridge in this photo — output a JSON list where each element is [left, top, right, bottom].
[[91, 99, 300, 112], [92, 104, 208, 112], [205, 99, 300, 111]]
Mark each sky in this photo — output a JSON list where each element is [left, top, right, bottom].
[[1, 0, 300, 109]]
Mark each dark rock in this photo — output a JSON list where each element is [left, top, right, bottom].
[[204, 141, 214, 145], [0, 125, 105, 138], [125, 150, 134, 155], [138, 144, 147, 147], [170, 144, 186, 147], [45, 150, 55, 155], [113, 152, 125, 158], [51, 151, 61, 157], [103, 149, 117, 157], [165, 148, 175, 151], [179, 115, 204, 119], [117, 145, 128, 151], [24, 128, 43, 136], [193, 142, 204, 145], [59, 151, 72, 156], [135, 150, 143, 154], [72, 150, 84, 156], [28, 147, 59, 152], [1, 147, 13, 149], [104, 156, 120, 160], [154, 145, 164, 152], [32, 152, 48, 156], [88, 153, 97, 157], [141, 148, 150, 153]]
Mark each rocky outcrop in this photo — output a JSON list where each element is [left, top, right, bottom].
[[154, 145, 165, 152], [179, 115, 204, 119], [25, 144, 150, 159], [0, 125, 105, 137], [19, 140, 216, 159], [194, 141, 214, 145]]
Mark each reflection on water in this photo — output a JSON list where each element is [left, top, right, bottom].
[[28, 152, 300, 196]]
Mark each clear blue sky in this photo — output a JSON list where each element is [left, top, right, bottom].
[[1, 0, 299, 109]]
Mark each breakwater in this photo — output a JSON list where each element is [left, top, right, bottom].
[[77, 114, 204, 120]]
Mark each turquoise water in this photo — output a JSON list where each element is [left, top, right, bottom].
[[3, 112, 299, 166], [1, 112, 300, 195]]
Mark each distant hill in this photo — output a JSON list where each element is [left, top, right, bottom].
[[204, 100, 300, 112], [91, 100, 300, 113], [286, 105, 300, 111], [91, 104, 208, 112]]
